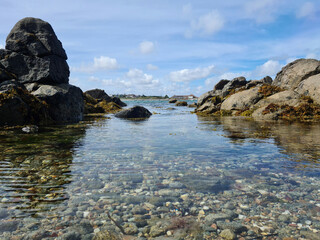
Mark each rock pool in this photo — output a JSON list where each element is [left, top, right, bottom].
[[0, 100, 319, 239]]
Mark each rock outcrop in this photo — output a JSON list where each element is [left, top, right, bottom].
[[273, 59, 320, 90], [115, 106, 152, 119], [175, 101, 188, 106], [83, 91, 122, 114], [196, 59, 320, 121], [85, 89, 127, 107], [0, 17, 84, 126]]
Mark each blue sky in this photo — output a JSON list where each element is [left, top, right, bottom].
[[0, 0, 319, 96]]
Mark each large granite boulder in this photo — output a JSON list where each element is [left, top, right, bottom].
[[296, 73, 320, 104], [273, 59, 320, 90], [31, 84, 84, 123], [0, 17, 69, 85], [115, 106, 152, 119], [221, 87, 262, 111]]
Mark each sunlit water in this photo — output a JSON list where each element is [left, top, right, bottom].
[[0, 100, 319, 239]]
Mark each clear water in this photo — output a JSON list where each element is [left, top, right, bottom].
[[0, 100, 319, 238]]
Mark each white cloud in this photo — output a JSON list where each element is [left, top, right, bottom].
[[244, 0, 281, 24], [205, 60, 283, 87], [296, 2, 315, 19], [191, 10, 224, 35], [92, 56, 118, 70], [126, 68, 159, 86], [170, 65, 215, 83], [146, 64, 158, 70], [0, 44, 4, 49], [139, 41, 155, 54], [306, 53, 318, 59], [253, 60, 282, 78], [72, 56, 119, 73]]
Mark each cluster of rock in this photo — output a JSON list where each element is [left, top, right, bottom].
[[196, 59, 320, 121], [84, 89, 126, 114], [169, 99, 197, 108], [0, 17, 83, 126]]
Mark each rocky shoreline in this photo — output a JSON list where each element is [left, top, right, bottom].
[[196, 59, 320, 122]]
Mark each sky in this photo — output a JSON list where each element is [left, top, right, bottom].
[[0, 0, 319, 96]]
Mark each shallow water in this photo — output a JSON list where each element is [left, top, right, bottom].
[[0, 100, 319, 239]]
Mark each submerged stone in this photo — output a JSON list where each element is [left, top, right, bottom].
[[115, 106, 152, 119]]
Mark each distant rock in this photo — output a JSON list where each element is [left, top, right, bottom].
[[169, 99, 177, 103], [85, 89, 112, 102], [85, 89, 127, 107], [115, 106, 152, 119], [273, 59, 320, 90], [175, 101, 188, 106], [188, 102, 197, 108]]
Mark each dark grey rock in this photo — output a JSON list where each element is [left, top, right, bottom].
[[188, 102, 197, 108], [6, 17, 67, 59], [214, 79, 230, 91], [85, 89, 112, 102], [221, 76, 247, 97], [182, 174, 231, 193], [31, 84, 84, 123], [0, 220, 19, 232], [115, 106, 152, 119], [169, 99, 177, 103], [175, 101, 188, 106], [59, 231, 82, 240], [85, 89, 126, 107], [216, 221, 247, 233], [0, 209, 9, 219], [0, 51, 69, 84]]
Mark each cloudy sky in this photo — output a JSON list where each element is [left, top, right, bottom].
[[0, 0, 319, 96]]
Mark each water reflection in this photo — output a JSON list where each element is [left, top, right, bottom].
[[0, 125, 86, 217], [197, 115, 320, 170]]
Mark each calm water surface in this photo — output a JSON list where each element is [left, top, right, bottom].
[[0, 100, 319, 239]]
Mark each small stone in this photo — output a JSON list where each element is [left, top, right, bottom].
[[167, 230, 172, 236], [220, 229, 236, 240], [83, 211, 90, 218], [180, 194, 189, 201], [203, 206, 210, 211]]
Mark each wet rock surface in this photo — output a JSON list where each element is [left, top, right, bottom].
[[115, 106, 152, 119]]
